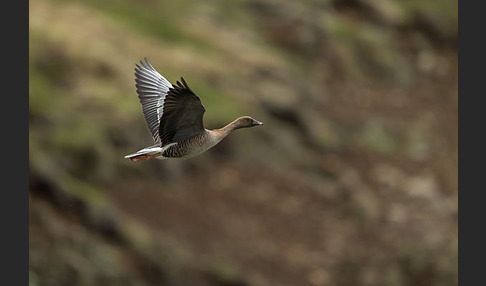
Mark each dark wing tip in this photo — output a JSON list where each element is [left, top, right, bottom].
[[180, 77, 188, 88], [179, 77, 193, 91]]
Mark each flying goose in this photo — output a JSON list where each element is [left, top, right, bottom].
[[125, 58, 263, 161]]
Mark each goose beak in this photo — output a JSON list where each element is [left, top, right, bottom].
[[253, 120, 263, 126]]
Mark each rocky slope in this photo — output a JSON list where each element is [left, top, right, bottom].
[[30, 0, 457, 285]]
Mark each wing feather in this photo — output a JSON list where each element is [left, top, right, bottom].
[[159, 77, 206, 146], [134, 58, 172, 143], [133, 58, 206, 146]]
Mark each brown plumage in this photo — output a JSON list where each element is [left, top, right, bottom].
[[124, 58, 263, 161]]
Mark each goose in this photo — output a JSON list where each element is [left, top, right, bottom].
[[125, 58, 263, 161]]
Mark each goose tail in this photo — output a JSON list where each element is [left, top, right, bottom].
[[124, 145, 164, 161], [125, 143, 177, 161]]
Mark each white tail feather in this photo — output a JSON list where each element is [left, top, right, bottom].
[[124, 143, 177, 159]]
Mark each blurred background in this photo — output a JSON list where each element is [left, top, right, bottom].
[[29, 0, 457, 285]]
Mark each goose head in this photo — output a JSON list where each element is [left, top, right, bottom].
[[233, 116, 263, 130]]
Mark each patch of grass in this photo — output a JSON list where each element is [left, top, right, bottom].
[[400, 0, 458, 19], [326, 16, 412, 82], [29, 69, 59, 117], [361, 122, 398, 153], [55, 0, 213, 52], [29, 31, 62, 118], [210, 259, 241, 283], [212, 0, 256, 29], [62, 175, 108, 210]]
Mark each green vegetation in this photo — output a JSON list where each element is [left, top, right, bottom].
[[30, 0, 457, 285]]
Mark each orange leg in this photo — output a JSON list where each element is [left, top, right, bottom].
[[130, 152, 163, 161]]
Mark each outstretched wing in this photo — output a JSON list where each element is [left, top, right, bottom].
[[159, 77, 206, 146], [134, 58, 172, 144]]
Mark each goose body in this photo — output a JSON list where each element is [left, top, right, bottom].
[[125, 58, 263, 161]]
